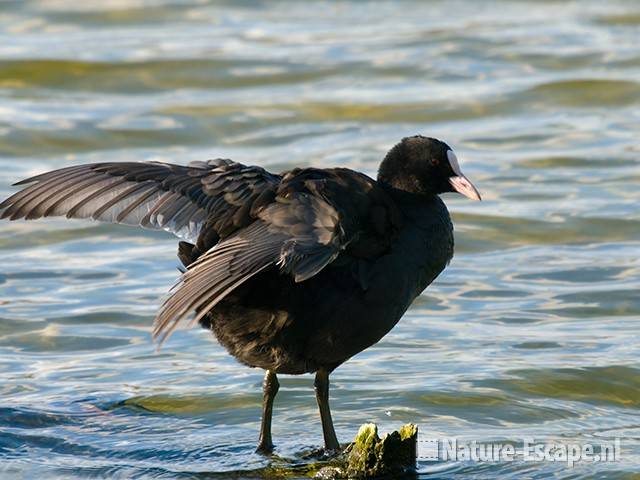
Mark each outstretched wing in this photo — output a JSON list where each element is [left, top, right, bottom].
[[153, 168, 402, 343], [0, 159, 281, 243], [2, 160, 401, 345]]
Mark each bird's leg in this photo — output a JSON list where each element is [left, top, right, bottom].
[[314, 368, 340, 451], [256, 369, 279, 453]]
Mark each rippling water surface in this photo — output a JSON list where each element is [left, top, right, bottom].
[[1, 1, 639, 478]]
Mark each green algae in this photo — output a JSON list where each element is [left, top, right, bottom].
[[312, 423, 418, 479]]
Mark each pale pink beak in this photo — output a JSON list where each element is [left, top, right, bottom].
[[449, 175, 482, 201], [447, 150, 482, 201]]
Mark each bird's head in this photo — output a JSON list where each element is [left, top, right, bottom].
[[377, 135, 481, 200]]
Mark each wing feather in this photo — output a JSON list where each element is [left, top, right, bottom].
[[151, 188, 348, 343], [152, 222, 284, 344], [2, 168, 93, 220], [42, 175, 116, 219], [91, 182, 153, 221], [66, 178, 131, 218], [1, 160, 281, 244]]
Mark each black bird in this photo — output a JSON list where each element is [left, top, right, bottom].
[[0, 136, 480, 452]]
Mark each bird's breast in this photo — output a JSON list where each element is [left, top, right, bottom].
[[302, 200, 454, 366]]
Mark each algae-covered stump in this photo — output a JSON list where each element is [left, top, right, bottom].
[[314, 423, 418, 479]]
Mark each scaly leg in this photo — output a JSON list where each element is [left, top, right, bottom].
[[256, 369, 279, 453], [314, 368, 340, 451]]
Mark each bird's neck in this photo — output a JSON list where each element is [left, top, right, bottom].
[[379, 182, 438, 206]]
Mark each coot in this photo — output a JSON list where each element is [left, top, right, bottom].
[[0, 136, 480, 452]]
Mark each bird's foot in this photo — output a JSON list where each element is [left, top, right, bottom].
[[255, 441, 275, 455], [322, 444, 344, 459], [324, 440, 341, 453]]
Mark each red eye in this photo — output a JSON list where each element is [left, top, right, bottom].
[[430, 158, 440, 166]]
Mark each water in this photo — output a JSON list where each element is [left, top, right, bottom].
[[0, 1, 639, 478]]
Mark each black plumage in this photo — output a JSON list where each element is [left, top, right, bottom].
[[0, 135, 481, 452]]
